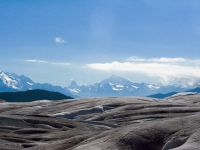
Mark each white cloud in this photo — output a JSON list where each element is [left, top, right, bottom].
[[127, 56, 186, 63], [54, 37, 66, 44], [86, 57, 200, 86], [25, 59, 49, 64], [25, 59, 71, 66]]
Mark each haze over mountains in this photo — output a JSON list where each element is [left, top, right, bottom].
[[0, 70, 198, 98]]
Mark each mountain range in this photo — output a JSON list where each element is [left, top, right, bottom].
[[0, 70, 198, 98], [68, 75, 193, 97]]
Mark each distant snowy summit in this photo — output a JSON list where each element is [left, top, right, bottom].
[[0, 70, 197, 98]]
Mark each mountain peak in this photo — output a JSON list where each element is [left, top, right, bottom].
[[0, 71, 19, 89], [69, 80, 79, 88]]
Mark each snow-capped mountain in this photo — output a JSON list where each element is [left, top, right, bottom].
[[0, 70, 195, 98], [0, 70, 72, 96], [0, 71, 34, 91], [67, 75, 191, 97]]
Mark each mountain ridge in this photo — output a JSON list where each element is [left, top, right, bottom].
[[0, 89, 73, 102]]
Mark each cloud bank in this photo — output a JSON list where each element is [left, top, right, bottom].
[[86, 57, 200, 86]]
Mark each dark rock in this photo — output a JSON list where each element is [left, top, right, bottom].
[[0, 95, 200, 149]]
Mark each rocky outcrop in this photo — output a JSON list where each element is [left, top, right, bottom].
[[0, 94, 200, 149]]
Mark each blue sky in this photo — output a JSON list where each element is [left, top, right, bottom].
[[1, 0, 200, 86]]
